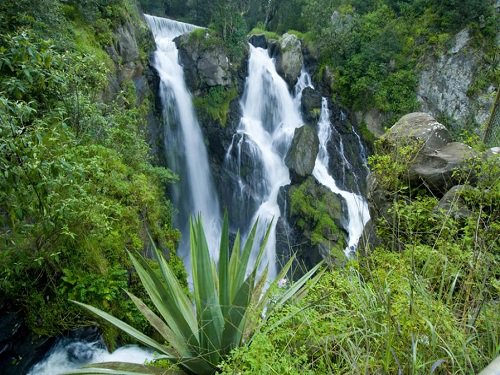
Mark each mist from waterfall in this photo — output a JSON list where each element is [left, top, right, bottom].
[[145, 15, 221, 264]]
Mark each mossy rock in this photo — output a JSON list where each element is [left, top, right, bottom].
[[288, 177, 348, 265]]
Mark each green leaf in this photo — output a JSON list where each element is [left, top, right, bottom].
[[71, 301, 170, 356]]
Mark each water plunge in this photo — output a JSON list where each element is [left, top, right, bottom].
[[28, 339, 152, 375]]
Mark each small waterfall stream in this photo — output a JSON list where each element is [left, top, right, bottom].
[[312, 98, 370, 255], [226, 45, 303, 279], [145, 15, 221, 263]]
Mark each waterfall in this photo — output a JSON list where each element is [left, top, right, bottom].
[[226, 46, 303, 279], [312, 98, 370, 255], [145, 15, 221, 264], [28, 339, 151, 375]]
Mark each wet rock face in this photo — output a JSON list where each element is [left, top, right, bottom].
[[276, 178, 348, 278], [248, 34, 268, 49], [301, 87, 322, 125], [285, 125, 320, 183], [0, 308, 55, 375], [275, 33, 303, 87]]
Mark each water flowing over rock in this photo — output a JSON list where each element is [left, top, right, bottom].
[[248, 34, 268, 49], [145, 15, 221, 265], [224, 45, 304, 279], [28, 332, 151, 375], [312, 98, 370, 256]]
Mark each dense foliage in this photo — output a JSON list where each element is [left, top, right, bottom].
[[0, 1, 184, 341], [221, 139, 499, 374], [142, 0, 496, 132]]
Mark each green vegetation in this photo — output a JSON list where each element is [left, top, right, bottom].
[[0, 1, 184, 343], [221, 139, 499, 374], [289, 177, 346, 262], [193, 87, 238, 127], [72, 214, 322, 374], [1, 0, 498, 373]]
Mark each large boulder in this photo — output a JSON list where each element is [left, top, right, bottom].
[[285, 125, 319, 183], [175, 31, 232, 93], [383, 112, 452, 151], [379, 113, 478, 193], [276, 33, 303, 87], [411, 142, 478, 191]]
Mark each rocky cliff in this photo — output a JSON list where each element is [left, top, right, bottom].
[[417, 28, 497, 134]]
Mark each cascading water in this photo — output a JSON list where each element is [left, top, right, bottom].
[[28, 339, 151, 375], [312, 98, 370, 255], [145, 15, 221, 264], [226, 45, 303, 279]]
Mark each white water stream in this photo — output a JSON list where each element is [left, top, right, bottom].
[[145, 15, 221, 263], [231, 46, 304, 279], [28, 339, 152, 375], [312, 98, 370, 255]]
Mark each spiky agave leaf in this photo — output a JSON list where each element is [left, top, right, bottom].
[[72, 215, 323, 375]]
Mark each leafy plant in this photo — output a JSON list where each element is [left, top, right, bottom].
[[71, 214, 323, 374]]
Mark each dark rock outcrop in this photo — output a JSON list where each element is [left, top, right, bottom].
[[276, 177, 348, 278], [285, 125, 319, 183], [248, 34, 268, 49], [325, 102, 370, 195], [0, 308, 55, 375], [301, 87, 322, 125], [175, 32, 232, 94]]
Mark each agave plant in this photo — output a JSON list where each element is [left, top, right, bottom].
[[70, 214, 323, 374]]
